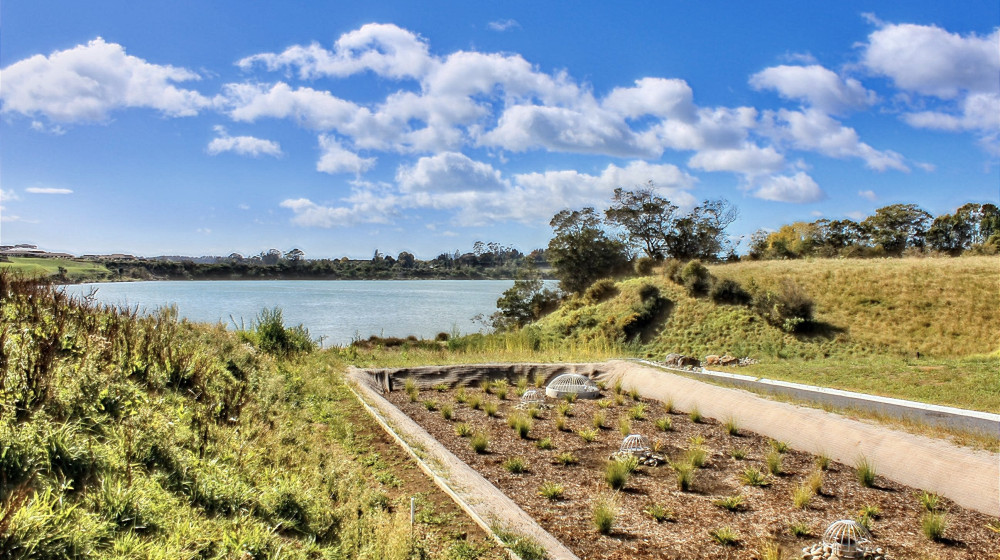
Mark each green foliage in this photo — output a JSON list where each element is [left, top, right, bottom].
[[688, 407, 703, 423], [577, 428, 599, 443], [470, 433, 490, 454], [491, 525, 547, 560], [628, 403, 646, 420], [492, 263, 560, 330], [240, 306, 315, 356], [655, 417, 673, 432], [919, 490, 941, 512], [856, 455, 877, 487], [644, 503, 675, 522], [455, 423, 473, 437], [585, 278, 619, 302], [502, 457, 527, 474], [751, 279, 814, 333], [678, 260, 713, 297], [740, 467, 772, 487], [766, 450, 783, 475], [591, 411, 606, 429], [792, 483, 814, 509], [555, 452, 578, 466], [547, 207, 630, 294], [604, 457, 637, 490], [729, 446, 748, 460], [538, 481, 564, 500], [672, 461, 695, 491], [592, 495, 617, 534], [507, 414, 533, 439], [709, 526, 740, 546], [922, 512, 947, 541], [535, 437, 553, 450], [713, 494, 744, 512], [710, 278, 751, 305], [770, 440, 790, 453], [789, 521, 812, 537]]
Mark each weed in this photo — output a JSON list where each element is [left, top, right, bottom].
[[689, 407, 703, 423], [922, 512, 947, 541], [503, 457, 527, 474], [578, 428, 599, 443], [709, 526, 740, 546], [629, 403, 647, 420], [766, 450, 783, 475], [441, 404, 453, 420], [655, 417, 673, 432], [592, 411, 606, 429], [723, 417, 739, 436], [741, 466, 772, 487], [592, 495, 617, 534], [470, 433, 489, 454], [714, 494, 744, 512], [455, 423, 472, 437], [538, 481, 564, 500], [555, 452, 578, 466], [919, 490, 941, 512], [535, 437, 553, 450], [856, 455, 877, 487], [645, 503, 675, 522], [730, 446, 749, 460]]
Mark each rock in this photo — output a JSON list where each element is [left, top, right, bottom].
[[704, 354, 720, 365]]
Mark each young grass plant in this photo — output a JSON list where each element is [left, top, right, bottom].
[[815, 452, 831, 471], [470, 433, 489, 454], [644, 503, 675, 523], [592, 495, 617, 535], [555, 403, 572, 417], [555, 452, 577, 466], [730, 446, 748, 460], [922, 512, 947, 541], [792, 483, 814, 509], [578, 427, 599, 443], [741, 466, 772, 487], [673, 461, 695, 491], [689, 407, 703, 423], [597, 399, 612, 409], [723, 416, 739, 436], [770, 440, 790, 453], [686, 446, 707, 468], [919, 490, 941, 512], [766, 450, 783, 475], [432, 383, 449, 392], [856, 455, 877, 487], [440, 404, 453, 420], [618, 417, 632, 437], [709, 526, 740, 546], [592, 411, 606, 429], [629, 403, 647, 420], [789, 521, 812, 538], [713, 494, 744, 512], [555, 416, 568, 431], [503, 457, 527, 474], [538, 481, 564, 501], [482, 401, 499, 417], [662, 398, 674, 414], [604, 459, 632, 490], [535, 437, 553, 450], [455, 423, 472, 437], [758, 538, 784, 560], [423, 400, 437, 411], [655, 417, 673, 432]]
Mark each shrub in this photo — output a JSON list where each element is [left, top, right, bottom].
[[856, 455, 877, 487], [455, 423, 472, 437], [751, 279, 814, 333], [467, 395, 483, 410], [535, 437, 553, 450], [592, 496, 617, 534], [604, 460, 632, 490], [248, 307, 315, 356], [741, 466, 772, 487], [538, 481, 564, 500], [710, 278, 751, 305], [922, 513, 947, 541], [634, 256, 658, 276], [493, 382, 508, 401], [513, 416, 532, 439], [555, 452, 577, 466], [526, 405, 541, 419], [503, 457, 527, 474], [655, 417, 673, 432], [713, 494, 744, 512], [645, 503, 675, 522], [470, 434, 489, 454], [709, 526, 740, 546], [585, 278, 619, 302], [455, 387, 468, 404], [678, 260, 713, 297]]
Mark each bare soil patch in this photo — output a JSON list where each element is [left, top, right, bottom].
[[387, 381, 1000, 559]]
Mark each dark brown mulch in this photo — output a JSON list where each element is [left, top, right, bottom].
[[388, 384, 1000, 560]]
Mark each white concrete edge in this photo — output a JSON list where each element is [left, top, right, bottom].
[[636, 359, 1000, 426]]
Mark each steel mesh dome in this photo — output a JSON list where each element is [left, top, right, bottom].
[[544, 373, 600, 399], [520, 389, 546, 405], [822, 520, 873, 559], [619, 434, 650, 454]]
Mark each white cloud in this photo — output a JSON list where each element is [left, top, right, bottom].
[[0, 37, 209, 123], [752, 172, 825, 203], [207, 126, 282, 157], [26, 187, 73, 194], [762, 109, 908, 171], [603, 78, 696, 120], [238, 23, 434, 81], [0, 189, 19, 202], [488, 19, 520, 32], [861, 24, 999, 99], [316, 135, 375, 174], [750, 64, 876, 114], [688, 144, 785, 176], [221, 82, 364, 130], [396, 152, 507, 193], [280, 183, 401, 227], [858, 189, 877, 201]]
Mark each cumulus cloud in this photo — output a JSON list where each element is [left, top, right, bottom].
[[207, 126, 282, 157], [0, 189, 19, 202], [316, 135, 375, 174], [221, 82, 364, 130], [752, 172, 825, 203], [26, 187, 73, 194], [688, 144, 785, 176], [238, 23, 434, 80], [750, 64, 876, 114], [396, 152, 507, 193], [858, 189, 877, 201], [603, 78, 696, 120], [0, 37, 209, 123], [762, 109, 908, 171]]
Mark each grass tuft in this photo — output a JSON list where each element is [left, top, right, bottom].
[[555, 452, 578, 466], [689, 407, 703, 423], [645, 503, 675, 522], [538, 481, 564, 500], [856, 455, 877, 487], [503, 457, 527, 474], [709, 526, 740, 546], [922, 512, 947, 541], [713, 494, 744, 512], [592, 495, 617, 535], [741, 466, 772, 487], [577, 427, 599, 443], [470, 433, 489, 454]]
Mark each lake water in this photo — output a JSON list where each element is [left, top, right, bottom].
[[63, 280, 520, 346]]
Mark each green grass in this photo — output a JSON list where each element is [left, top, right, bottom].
[[592, 495, 617, 535], [856, 455, 877, 487], [644, 503, 675, 522], [538, 481, 564, 500], [713, 494, 744, 512], [0, 256, 110, 280], [709, 526, 740, 546]]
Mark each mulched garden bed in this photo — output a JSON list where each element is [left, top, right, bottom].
[[386, 378, 1000, 559]]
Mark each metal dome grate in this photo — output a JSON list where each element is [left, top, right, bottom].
[[515, 389, 547, 409], [822, 520, 873, 559], [619, 434, 650, 455], [544, 373, 600, 399]]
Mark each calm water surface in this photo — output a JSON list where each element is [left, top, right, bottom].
[[64, 280, 519, 346]]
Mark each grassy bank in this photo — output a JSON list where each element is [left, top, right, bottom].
[[0, 257, 110, 281], [0, 272, 501, 559]]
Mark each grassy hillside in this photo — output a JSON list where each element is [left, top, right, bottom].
[[527, 256, 1000, 412], [0, 273, 501, 559], [0, 257, 110, 281]]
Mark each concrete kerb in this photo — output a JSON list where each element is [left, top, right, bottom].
[[346, 367, 581, 560], [635, 359, 1000, 436]]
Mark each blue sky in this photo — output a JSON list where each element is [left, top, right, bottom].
[[1, 1, 997, 259]]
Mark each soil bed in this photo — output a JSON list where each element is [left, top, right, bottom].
[[387, 380, 1000, 559]]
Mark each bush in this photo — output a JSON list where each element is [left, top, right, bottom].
[[751, 279, 814, 333], [710, 278, 751, 305], [585, 278, 619, 302], [679, 260, 713, 297], [633, 256, 658, 276], [245, 307, 315, 356]]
